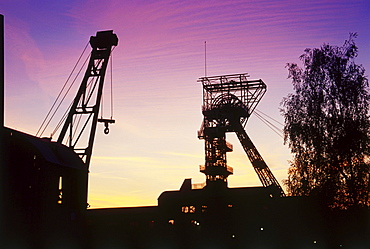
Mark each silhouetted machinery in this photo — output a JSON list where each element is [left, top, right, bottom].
[[197, 73, 285, 196], [2, 16, 368, 246], [86, 71, 369, 248], [1, 30, 118, 248], [153, 74, 288, 247], [57, 30, 118, 169]]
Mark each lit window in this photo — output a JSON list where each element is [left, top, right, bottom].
[[58, 176, 63, 204], [182, 205, 196, 213], [182, 206, 189, 213], [228, 204, 233, 208], [168, 219, 175, 225], [201, 205, 208, 213], [189, 205, 196, 213]]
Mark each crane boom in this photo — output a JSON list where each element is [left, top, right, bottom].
[[57, 30, 118, 168]]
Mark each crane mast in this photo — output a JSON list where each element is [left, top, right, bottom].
[[198, 73, 285, 196], [57, 30, 118, 169]]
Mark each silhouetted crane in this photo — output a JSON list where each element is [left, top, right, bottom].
[[57, 30, 118, 169]]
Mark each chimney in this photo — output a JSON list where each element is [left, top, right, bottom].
[[0, 14, 4, 243], [0, 14, 4, 127]]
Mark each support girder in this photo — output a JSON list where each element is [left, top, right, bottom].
[[231, 119, 285, 197]]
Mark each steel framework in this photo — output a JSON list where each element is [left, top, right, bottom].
[[198, 73, 285, 196], [57, 30, 118, 169]]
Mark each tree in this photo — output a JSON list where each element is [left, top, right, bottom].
[[281, 34, 370, 209]]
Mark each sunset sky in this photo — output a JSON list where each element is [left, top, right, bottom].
[[2, 0, 369, 208]]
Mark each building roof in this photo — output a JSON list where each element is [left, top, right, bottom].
[[3, 127, 86, 170]]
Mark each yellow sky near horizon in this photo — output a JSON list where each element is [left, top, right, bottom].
[[2, 0, 369, 208]]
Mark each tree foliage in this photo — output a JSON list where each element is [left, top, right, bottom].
[[281, 34, 370, 209]]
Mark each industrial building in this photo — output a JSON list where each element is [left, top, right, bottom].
[[1, 15, 368, 248]]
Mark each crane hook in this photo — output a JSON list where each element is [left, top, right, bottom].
[[98, 118, 115, 135]]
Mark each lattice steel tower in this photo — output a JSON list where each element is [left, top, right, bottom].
[[198, 73, 285, 196]]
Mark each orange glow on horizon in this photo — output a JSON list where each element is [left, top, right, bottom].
[[3, 0, 369, 208]]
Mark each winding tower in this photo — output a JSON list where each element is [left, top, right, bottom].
[[198, 73, 285, 196]]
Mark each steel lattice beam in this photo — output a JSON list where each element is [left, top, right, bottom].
[[57, 31, 118, 168], [198, 73, 285, 196]]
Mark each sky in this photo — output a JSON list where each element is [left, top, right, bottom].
[[2, 0, 369, 208]]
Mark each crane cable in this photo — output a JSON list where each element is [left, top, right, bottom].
[[53, 46, 116, 142], [254, 109, 284, 139], [100, 47, 115, 120], [110, 49, 114, 119], [51, 66, 94, 140], [36, 42, 90, 138], [49, 51, 91, 139]]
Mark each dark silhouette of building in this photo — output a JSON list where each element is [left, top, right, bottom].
[[86, 74, 369, 248], [0, 16, 368, 248], [86, 177, 369, 248], [1, 127, 88, 248]]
